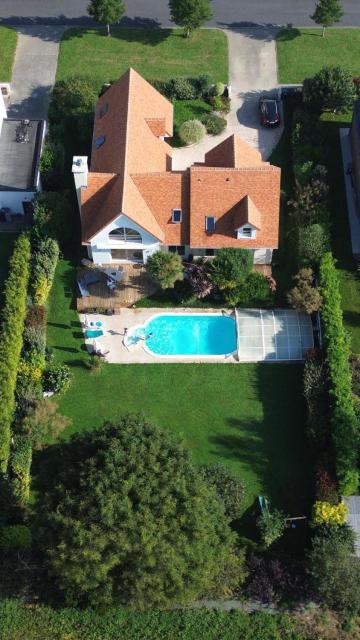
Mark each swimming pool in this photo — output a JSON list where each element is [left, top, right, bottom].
[[127, 314, 237, 356]]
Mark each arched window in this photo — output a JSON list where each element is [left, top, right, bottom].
[[109, 227, 142, 243]]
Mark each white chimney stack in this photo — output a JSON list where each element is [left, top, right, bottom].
[[72, 156, 88, 211]]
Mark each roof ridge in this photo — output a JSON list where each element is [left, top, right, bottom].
[[121, 68, 132, 212], [191, 165, 278, 172]]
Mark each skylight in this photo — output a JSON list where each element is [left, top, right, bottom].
[[94, 135, 106, 149], [205, 216, 216, 233]]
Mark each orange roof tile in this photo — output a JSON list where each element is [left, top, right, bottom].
[[204, 134, 264, 168], [233, 195, 262, 230]]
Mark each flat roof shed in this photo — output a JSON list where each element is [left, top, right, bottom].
[[0, 118, 44, 191]]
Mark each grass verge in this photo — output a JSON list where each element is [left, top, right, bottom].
[[0, 26, 17, 81]]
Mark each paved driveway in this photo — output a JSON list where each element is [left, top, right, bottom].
[[7, 26, 64, 120], [172, 27, 283, 170]]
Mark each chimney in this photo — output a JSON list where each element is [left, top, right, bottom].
[[72, 156, 88, 211]]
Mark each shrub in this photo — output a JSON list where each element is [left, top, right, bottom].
[[319, 253, 359, 495], [201, 464, 246, 520], [33, 192, 73, 245], [299, 223, 330, 266], [209, 95, 224, 111], [208, 248, 253, 291], [224, 272, 271, 306], [287, 268, 322, 314], [23, 325, 46, 354], [49, 77, 97, 147], [186, 263, 214, 299], [312, 500, 348, 527], [201, 113, 226, 135], [86, 354, 103, 374], [246, 555, 305, 604], [0, 524, 32, 553], [179, 119, 206, 145], [147, 251, 184, 289], [9, 435, 32, 506], [170, 77, 197, 100], [198, 73, 214, 97], [303, 66, 356, 114], [32, 237, 59, 305], [210, 81, 225, 96], [288, 180, 329, 226], [350, 354, 360, 397], [0, 234, 31, 472], [43, 364, 72, 395], [308, 525, 360, 614], [315, 467, 339, 503], [25, 304, 47, 328], [39, 138, 65, 190], [21, 399, 71, 449], [257, 508, 286, 548], [293, 160, 314, 186]]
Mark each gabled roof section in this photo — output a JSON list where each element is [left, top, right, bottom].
[[82, 68, 173, 242], [233, 195, 262, 230], [204, 134, 264, 168]]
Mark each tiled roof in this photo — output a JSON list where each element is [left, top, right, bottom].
[[81, 68, 173, 242], [79, 69, 280, 251], [233, 195, 262, 230]]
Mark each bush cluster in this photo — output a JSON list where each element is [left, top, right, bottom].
[[43, 364, 72, 395], [303, 355, 329, 450], [311, 500, 348, 527], [9, 435, 32, 506], [179, 119, 206, 144], [319, 252, 359, 495], [201, 113, 227, 135], [0, 234, 31, 473]]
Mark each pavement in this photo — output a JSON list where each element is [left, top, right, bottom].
[[172, 27, 283, 170], [1, 0, 360, 26], [7, 25, 65, 119]]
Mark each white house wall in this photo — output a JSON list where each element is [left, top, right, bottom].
[[90, 213, 160, 264], [0, 190, 35, 214]]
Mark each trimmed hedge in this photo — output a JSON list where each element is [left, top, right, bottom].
[[0, 601, 304, 640], [32, 237, 59, 305], [9, 435, 32, 506], [319, 252, 359, 495], [0, 234, 31, 472]]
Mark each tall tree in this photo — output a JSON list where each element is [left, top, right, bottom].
[[39, 414, 239, 608], [311, 0, 343, 36], [169, 0, 212, 37], [87, 0, 125, 36]]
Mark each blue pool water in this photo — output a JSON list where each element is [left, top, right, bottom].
[[136, 314, 237, 356], [86, 329, 103, 338]]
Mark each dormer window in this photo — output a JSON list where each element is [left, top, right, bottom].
[[205, 216, 216, 233], [172, 208, 182, 223], [94, 135, 106, 149], [237, 224, 256, 239], [99, 103, 109, 118]]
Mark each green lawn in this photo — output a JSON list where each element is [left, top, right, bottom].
[[47, 260, 311, 515], [0, 26, 17, 81], [276, 29, 360, 352], [277, 28, 360, 84], [0, 233, 17, 307], [56, 28, 228, 90]]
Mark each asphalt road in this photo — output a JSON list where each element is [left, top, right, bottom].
[[1, 0, 360, 26]]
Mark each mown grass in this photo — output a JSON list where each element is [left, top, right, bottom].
[[56, 28, 228, 90], [46, 260, 311, 514], [276, 29, 360, 352], [277, 28, 360, 84], [0, 26, 17, 81]]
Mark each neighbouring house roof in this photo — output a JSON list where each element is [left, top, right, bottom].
[[79, 68, 280, 250], [0, 118, 44, 191]]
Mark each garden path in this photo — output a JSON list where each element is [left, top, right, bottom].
[[172, 26, 284, 169]]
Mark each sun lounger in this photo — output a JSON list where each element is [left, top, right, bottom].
[[77, 278, 90, 297]]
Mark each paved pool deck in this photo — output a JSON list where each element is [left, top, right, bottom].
[[81, 308, 238, 364]]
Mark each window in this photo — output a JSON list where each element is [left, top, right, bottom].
[[205, 249, 215, 257], [168, 245, 185, 256], [238, 225, 256, 239], [109, 227, 142, 243], [205, 216, 216, 233], [172, 208, 182, 223], [99, 103, 108, 118], [94, 135, 106, 149]]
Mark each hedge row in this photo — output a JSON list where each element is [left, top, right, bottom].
[[0, 234, 31, 472], [31, 236, 59, 305], [319, 252, 359, 495], [0, 601, 304, 640]]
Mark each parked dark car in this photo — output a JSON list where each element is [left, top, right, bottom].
[[259, 97, 281, 127]]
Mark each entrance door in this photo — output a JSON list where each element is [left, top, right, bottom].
[[111, 249, 143, 262]]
